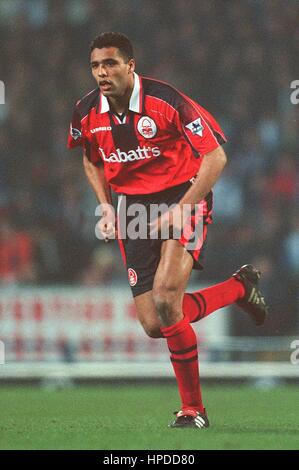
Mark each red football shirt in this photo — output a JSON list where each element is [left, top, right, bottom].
[[68, 73, 226, 195]]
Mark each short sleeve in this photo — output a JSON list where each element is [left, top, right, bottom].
[[67, 105, 84, 149], [177, 95, 227, 157], [84, 138, 101, 165]]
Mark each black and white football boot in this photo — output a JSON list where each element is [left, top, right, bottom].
[[233, 264, 269, 326], [169, 409, 209, 429]]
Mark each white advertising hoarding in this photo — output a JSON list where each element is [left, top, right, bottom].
[[0, 285, 229, 362]]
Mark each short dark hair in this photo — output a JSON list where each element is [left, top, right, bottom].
[[90, 32, 134, 62]]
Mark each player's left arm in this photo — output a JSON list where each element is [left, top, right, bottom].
[[176, 94, 228, 208], [151, 93, 228, 234], [178, 145, 227, 208], [150, 146, 226, 236]]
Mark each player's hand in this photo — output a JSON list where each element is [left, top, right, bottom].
[[149, 204, 184, 239], [96, 206, 118, 242]]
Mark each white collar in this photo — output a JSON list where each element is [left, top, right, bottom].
[[99, 72, 142, 114]]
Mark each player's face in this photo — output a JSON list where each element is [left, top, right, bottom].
[[90, 47, 135, 98]]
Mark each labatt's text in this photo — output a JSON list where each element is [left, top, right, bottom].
[[99, 146, 161, 163]]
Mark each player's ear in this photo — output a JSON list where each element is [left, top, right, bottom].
[[128, 59, 135, 74]]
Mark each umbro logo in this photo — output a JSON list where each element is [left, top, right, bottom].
[[91, 126, 112, 133]]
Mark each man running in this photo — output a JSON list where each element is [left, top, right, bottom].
[[68, 32, 268, 428]]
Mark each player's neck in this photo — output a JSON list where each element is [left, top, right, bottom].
[[109, 97, 129, 115], [108, 77, 134, 115]]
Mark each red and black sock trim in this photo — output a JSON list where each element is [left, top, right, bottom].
[[169, 344, 197, 355], [171, 354, 198, 363], [169, 343, 198, 363], [188, 292, 206, 322], [161, 317, 204, 413]]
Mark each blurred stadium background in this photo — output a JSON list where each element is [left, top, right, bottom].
[[0, 0, 298, 392]]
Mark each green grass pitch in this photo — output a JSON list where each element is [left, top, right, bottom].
[[0, 384, 298, 450]]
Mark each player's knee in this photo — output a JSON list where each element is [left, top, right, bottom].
[[153, 281, 177, 306], [152, 283, 177, 323]]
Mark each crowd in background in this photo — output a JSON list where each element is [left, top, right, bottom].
[[0, 0, 298, 334]]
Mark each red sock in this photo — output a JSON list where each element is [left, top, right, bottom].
[[161, 316, 204, 413], [183, 277, 245, 323]]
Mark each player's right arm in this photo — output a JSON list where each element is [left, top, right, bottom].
[[83, 149, 117, 240], [83, 149, 112, 205], [67, 96, 116, 240]]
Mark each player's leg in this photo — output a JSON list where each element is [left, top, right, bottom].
[[152, 239, 208, 428], [117, 197, 163, 338], [183, 266, 268, 325], [153, 239, 193, 327], [183, 275, 245, 322], [133, 290, 162, 338], [178, 205, 268, 326]]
